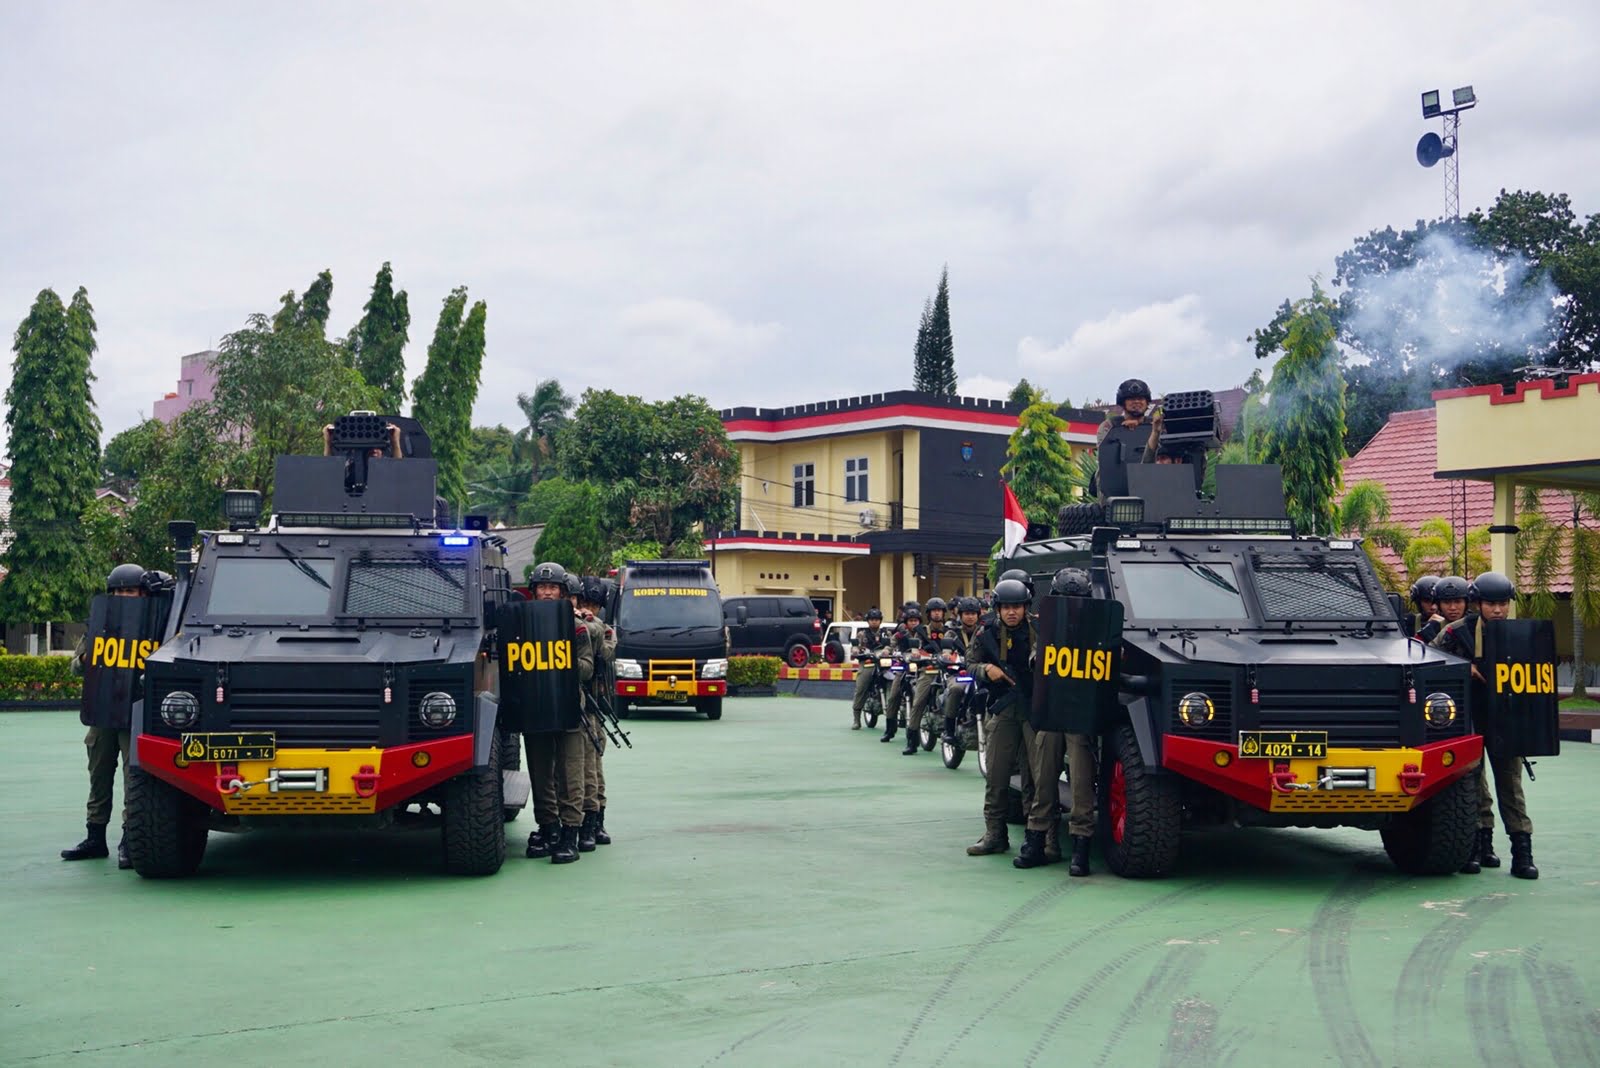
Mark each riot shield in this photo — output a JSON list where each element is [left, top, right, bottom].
[[1479, 619, 1560, 758], [496, 600, 580, 733], [79, 594, 164, 729], [1031, 596, 1124, 734]]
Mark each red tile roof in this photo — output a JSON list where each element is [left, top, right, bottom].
[[1339, 408, 1573, 592]]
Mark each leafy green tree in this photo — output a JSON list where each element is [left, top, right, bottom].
[[515, 378, 573, 481], [1007, 378, 1045, 407], [346, 262, 411, 412], [299, 269, 333, 335], [463, 424, 524, 523], [531, 480, 609, 576], [1403, 517, 1491, 580], [0, 288, 104, 625], [1259, 284, 1346, 535], [515, 476, 589, 526], [1000, 400, 1075, 523], [115, 410, 231, 567], [411, 288, 487, 511], [1517, 488, 1600, 700], [1333, 480, 1412, 593]]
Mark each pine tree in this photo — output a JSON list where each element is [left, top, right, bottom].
[[928, 266, 957, 394], [411, 288, 487, 510], [912, 297, 936, 391], [0, 288, 104, 625], [349, 262, 411, 413], [1261, 283, 1347, 535], [1000, 400, 1075, 522]]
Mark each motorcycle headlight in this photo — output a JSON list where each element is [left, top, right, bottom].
[[878, 657, 893, 668], [1423, 692, 1457, 729], [1176, 691, 1216, 728], [701, 658, 728, 679], [159, 690, 200, 729], [419, 691, 458, 729], [615, 659, 643, 679]]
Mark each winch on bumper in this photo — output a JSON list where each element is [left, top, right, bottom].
[[137, 733, 476, 815], [1163, 735, 1484, 814]]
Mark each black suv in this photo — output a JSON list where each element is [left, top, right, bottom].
[[723, 596, 820, 667]]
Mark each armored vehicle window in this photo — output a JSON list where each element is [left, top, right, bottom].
[[344, 556, 469, 617], [206, 557, 336, 617], [617, 587, 723, 629], [1251, 554, 1382, 620], [1118, 561, 1249, 620]]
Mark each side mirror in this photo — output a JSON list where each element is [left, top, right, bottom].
[[735, 605, 748, 625]]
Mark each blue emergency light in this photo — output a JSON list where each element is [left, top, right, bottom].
[[441, 534, 471, 547]]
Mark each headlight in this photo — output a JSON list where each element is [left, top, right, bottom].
[[419, 691, 458, 729], [701, 659, 728, 679], [1423, 692, 1457, 729], [878, 657, 893, 668], [160, 690, 200, 729], [1176, 691, 1215, 728], [615, 659, 643, 680]]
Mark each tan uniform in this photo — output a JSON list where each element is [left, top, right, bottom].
[[581, 613, 614, 814], [528, 616, 594, 829]]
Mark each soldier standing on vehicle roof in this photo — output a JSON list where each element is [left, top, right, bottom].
[[850, 608, 891, 729], [939, 597, 984, 745], [61, 564, 152, 869], [1432, 571, 1539, 880], [902, 598, 950, 755], [577, 577, 616, 848], [1407, 576, 1445, 642], [524, 562, 594, 865], [881, 604, 925, 745], [965, 579, 1039, 857]]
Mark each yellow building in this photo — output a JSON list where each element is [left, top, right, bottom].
[[710, 391, 1100, 619]]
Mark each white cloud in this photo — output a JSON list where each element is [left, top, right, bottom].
[[957, 374, 1013, 401], [1017, 296, 1251, 400], [617, 298, 781, 380]]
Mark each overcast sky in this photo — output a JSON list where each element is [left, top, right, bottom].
[[4, 2, 1598, 450]]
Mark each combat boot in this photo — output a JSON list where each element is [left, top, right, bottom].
[[1476, 827, 1501, 868], [1043, 819, 1061, 864], [117, 837, 131, 870], [880, 717, 898, 743], [901, 728, 920, 755], [851, 708, 862, 730], [578, 813, 597, 852], [594, 807, 612, 846], [941, 717, 957, 746], [1068, 835, 1092, 877], [551, 825, 581, 864], [1013, 829, 1049, 869], [966, 825, 1009, 856], [1509, 832, 1538, 880], [61, 823, 109, 861], [526, 823, 558, 859]]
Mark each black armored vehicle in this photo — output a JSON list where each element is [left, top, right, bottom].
[[1007, 403, 1481, 878], [125, 414, 525, 878]]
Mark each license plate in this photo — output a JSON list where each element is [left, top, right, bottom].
[[663, 691, 687, 703], [181, 732, 276, 762], [1237, 731, 1327, 759]]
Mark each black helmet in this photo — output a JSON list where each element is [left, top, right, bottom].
[[992, 578, 1031, 606], [956, 596, 982, 615], [1434, 575, 1470, 601], [530, 561, 567, 585], [142, 569, 176, 593], [1409, 575, 1440, 606], [1116, 378, 1152, 405], [866, 607, 883, 621], [925, 597, 947, 615], [902, 604, 922, 620], [106, 564, 146, 591], [997, 568, 1034, 594], [581, 577, 608, 605], [1469, 571, 1515, 603], [1050, 567, 1093, 597], [563, 573, 582, 597]]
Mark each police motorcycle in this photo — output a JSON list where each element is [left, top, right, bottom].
[[937, 654, 980, 769]]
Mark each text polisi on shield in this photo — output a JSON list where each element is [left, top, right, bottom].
[[495, 599, 581, 733]]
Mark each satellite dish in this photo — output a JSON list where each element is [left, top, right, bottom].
[[1416, 131, 1454, 168]]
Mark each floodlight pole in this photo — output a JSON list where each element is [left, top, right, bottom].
[[1443, 111, 1461, 221]]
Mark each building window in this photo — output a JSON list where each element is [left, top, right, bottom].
[[844, 457, 868, 502], [793, 463, 815, 508]]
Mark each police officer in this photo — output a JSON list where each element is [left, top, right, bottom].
[[850, 608, 891, 729], [62, 564, 150, 868], [938, 597, 984, 745], [965, 578, 1037, 856], [565, 575, 611, 852], [881, 603, 925, 745], [902, 597, 950, 755], [1433, 575, 1470, 628], [1432, 571, 1538, 879], [524, 561, 594, 864], [1408, 576, 1445, 642], [1094, 380, 1155, 499]]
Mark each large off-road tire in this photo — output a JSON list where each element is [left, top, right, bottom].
[[441, 732, 506, 876], [699, 697, 724, 720], [1098, 723, 1181, 878], [1058, 501, 1106, 537], [1380, 771, 1478, 875], [124, 766, 209, 879]]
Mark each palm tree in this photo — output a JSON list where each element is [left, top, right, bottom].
[[515, 379, 573, 482], [1516, 488, 1600, 700], [1403, 517, 1491, 581], [1333, 480, 1412, 593]]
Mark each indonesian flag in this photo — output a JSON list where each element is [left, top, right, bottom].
[[1002, 481, 1028, 556]]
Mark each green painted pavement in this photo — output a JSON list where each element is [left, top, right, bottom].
[[4, 700, 1598, 1066]]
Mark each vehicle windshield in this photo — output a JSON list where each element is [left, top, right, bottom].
[[1250, 554, 1384, 620], [616, 587, 724, 630], [1118, 561, 1249, 620], [205, 557, 337, 617], [345, 555, 470, 617]]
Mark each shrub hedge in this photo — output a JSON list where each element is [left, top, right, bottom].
[[0, 655, 82, 702], [727, 655, 781, 688]]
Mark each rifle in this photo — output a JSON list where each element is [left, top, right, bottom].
[[581, 688, 633, 749]]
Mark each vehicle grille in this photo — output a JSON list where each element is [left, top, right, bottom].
[[408, 674, 473, 736], [228, 686, 385, 747], [1254, 692, 1403, 747]]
